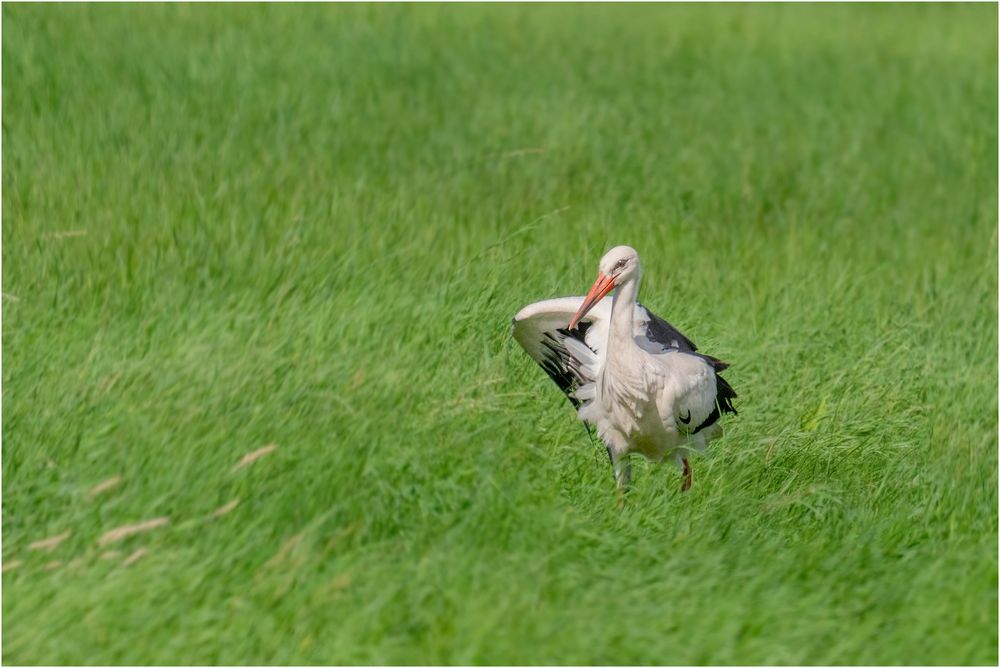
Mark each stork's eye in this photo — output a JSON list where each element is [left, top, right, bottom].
[[614, 259, 628, 271]]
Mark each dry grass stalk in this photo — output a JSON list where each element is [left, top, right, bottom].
[[212, 499, 240, 517], [2, 560, 22, 573], [265, 531, 305, 569], [88, 475, 122, 498], [29, 531, 71, 552], [122, 548, 148, 566], [98, 517, 169, 545], [233, 444, 277, 471]]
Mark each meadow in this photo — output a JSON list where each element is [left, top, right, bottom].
[[2, 4, 997, 665]]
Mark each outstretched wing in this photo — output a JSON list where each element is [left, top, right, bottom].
[[511, 296, 702, 408], [511, 297, 610, 407]]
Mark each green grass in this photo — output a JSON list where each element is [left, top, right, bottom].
[[2, 4, 997, 665]]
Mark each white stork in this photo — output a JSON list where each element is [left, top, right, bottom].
[[511, 245, 737, 498]]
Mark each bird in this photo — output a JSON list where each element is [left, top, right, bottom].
[[511, 245, 737, 500]]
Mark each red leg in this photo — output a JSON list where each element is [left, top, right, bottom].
[[681, 458, 692, 492]]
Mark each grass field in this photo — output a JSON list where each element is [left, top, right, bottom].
[[2, 4, 997, 665]]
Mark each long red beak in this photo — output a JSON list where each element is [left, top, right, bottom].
[[569, 272, 616, 330]]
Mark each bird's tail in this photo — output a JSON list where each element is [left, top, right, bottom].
[[715, 373, 738, 415]]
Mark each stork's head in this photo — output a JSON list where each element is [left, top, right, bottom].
[[599, 245, 641, 283], [568, 246, 642, 330]]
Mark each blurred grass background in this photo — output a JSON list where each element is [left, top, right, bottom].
[[2, 4, 997, 664]]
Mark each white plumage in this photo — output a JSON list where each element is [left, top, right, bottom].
[[511, 246, 737, 498]]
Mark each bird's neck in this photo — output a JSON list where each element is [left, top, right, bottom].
[[609, 275, 640, 347]]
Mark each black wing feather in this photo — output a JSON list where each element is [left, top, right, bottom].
[[638, 303, 698, 353], [535, 321, 594, 407]]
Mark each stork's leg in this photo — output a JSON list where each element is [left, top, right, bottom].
[[681, 458, 692, 492], [607, 447, 632, 508], [615, 456, 632, 494]]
